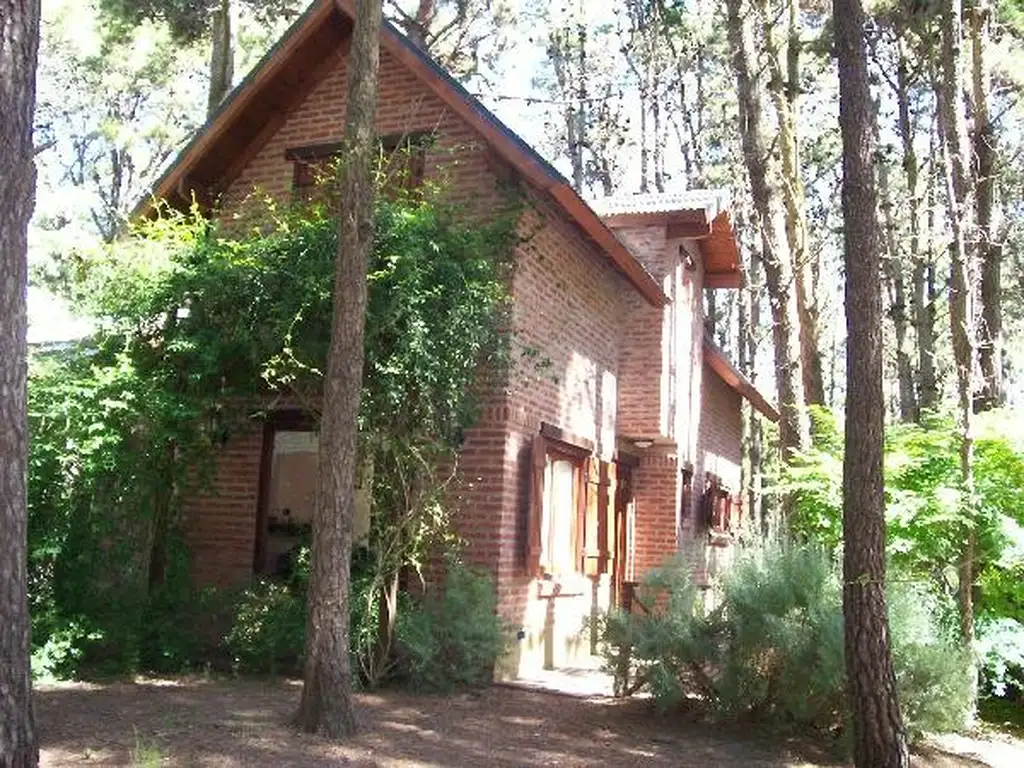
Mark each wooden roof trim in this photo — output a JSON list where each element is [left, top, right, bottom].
[[137, 0, 666, 305], [140, 0, 338, 215], [356, 0, 667, 306], [703, 338, 780, 422]]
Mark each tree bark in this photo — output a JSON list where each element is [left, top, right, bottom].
[[891, 31, 938, 416], [725, 0, 810, 462], [936, 0, 979, 651], [206, 0, 234, 117], [835, 0, 910, 763], [971, 0, 1001, 410], [0, 0, 40, 765], [879, 162, 918, 422], [295, 0, 383, 739], [914, 159, 940, 413], [755, 0, 824, 407]]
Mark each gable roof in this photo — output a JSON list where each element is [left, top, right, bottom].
[[592, 192, 741, 288], [139, 0, 668, 306]]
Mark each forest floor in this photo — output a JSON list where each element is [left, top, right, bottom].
[[35, 677, 1023, 767]]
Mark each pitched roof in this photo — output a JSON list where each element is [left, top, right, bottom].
[[703, 337, 780, 422], [139, 0, 669, 306], [589, 190, 731, 218], [592, 191, 741, 288]]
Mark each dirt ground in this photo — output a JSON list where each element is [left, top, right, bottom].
[[35, 678, 1018, 767]]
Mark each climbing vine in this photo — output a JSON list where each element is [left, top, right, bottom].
[[28, 187, 520, 677]]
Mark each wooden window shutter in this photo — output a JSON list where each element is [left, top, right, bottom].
[[582, 457, 606, 576], [528, 435, 545, 576], [600, 462, 616, 575]]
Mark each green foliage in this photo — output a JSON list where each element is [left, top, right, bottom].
[[224, 579, 306, 675], [600, 547, 973, 742], [395, 563, 508, 692], [976, 618, 1024, 699], [28, 187, 518, 680], [780, 408, 1024, 707]]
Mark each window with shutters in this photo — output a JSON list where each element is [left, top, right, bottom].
[[528, 426, 616, 578], [539, 452, 582, 575]]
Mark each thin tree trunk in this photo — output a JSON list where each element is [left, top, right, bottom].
[[971, 0, 1001, 410], [936, 0, 979, 651], [879, 162, 918, 422], [206, 0, 234, 117], [755, 0, 824, 407], [725, 0, 810, 463], [0, 0, 40, 765], [892, 32, 937, 417], [296, 0, 383, 738], [914, 155, 940, 412], [835, 0, 910, 763]]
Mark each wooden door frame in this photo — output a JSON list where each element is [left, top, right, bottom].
[[252, 409, 317, 575]]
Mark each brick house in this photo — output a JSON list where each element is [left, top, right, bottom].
[[143, 0, 778, 678]]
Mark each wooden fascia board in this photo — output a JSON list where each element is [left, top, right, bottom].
[[348, 0, 667, 306], [704, 340, 780, 422], [137, 0, 337, 217], [705, 272, 741, 289]]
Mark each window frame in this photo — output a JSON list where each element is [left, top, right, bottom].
[[528, 428, 598, 577], [284, 131, 432, 203]]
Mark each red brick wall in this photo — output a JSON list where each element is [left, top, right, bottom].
[[222, 48, 504, 217], [185, 423, 264, 588], [697, 362, 743, 494]]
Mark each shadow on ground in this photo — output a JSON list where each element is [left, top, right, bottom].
[[34, 678, 996, 767]]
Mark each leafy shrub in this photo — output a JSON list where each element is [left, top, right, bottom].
[[395, 563, 508, 692], [976, 618, 1024, 699], [224, 579, 306, 675], [713, 547, 846, 727], [600, 546, 972, 741], [888, 581, 974, 737]]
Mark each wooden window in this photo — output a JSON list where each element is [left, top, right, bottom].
[[701, 472, 740, 536], [528, 425, 615, 578], [285, 132, 430, 206], [378, 132, 429, 194]]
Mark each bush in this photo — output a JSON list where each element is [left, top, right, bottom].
[[224, 579, 306, 675], [395, 563, 508, 692], [600, 546, 972, 741], [976, 618, 1024, 700]]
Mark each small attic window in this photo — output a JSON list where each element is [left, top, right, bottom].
[[285, 132, 431, 205]]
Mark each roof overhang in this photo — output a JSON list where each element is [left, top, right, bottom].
[[137, 0, 668, 307], [703, 337, 779, 422], [598, 195, 741, 289]]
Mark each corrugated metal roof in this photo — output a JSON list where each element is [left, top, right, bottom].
[[589, 189, 731, 218]]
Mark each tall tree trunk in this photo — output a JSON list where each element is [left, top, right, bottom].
[[893, 32, 937, 416], [914, 158, 940, 412], [936, 0, 979, 651], [879, 162, 918, 422], [295, 0, 383, 738], [755, 0, 824, 406], [0, 0, 40, 765], [206, 0, 234, 117], [971, 0, 1001, 410], [835, 0, 910, 763], [725, 0, 810, 463]]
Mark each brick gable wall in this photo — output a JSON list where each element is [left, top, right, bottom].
[[178, 36, 749, 677]]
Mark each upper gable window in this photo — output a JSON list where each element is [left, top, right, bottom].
[[285, 132, 431, 206]]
